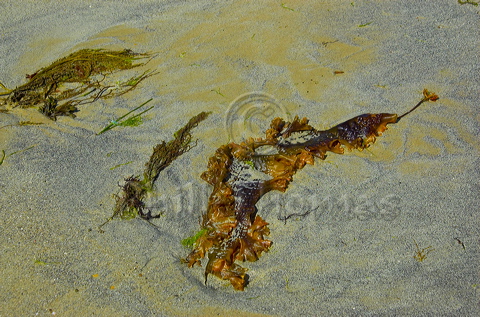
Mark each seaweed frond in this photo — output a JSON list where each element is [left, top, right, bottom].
[[0, 121, 43, 130], [0, 145, 37, 166], [143, 111, 211, 191], [0, 81, 13, 96], [99, 111, 210, 229], [97, 98, 154, 135], [1, 48, 156, 119], [186, 90, 438, 290]]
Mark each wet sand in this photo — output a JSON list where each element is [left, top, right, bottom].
[[0, 1, 479, 316]]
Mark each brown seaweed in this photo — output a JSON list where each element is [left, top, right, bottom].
[[413, 239, 435, 262], [185, 90, 439, 290], [99, 111, 210, 228], [0, 49, 155, 119]]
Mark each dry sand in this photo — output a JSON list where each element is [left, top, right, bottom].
[[0, 0, 479, 316]]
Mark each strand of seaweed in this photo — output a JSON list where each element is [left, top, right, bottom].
[[0, 49, 156, 120], [99, 111, 210, 230], [185, 89, 439, 290]]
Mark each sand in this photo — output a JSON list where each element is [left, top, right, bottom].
[[0, 0, 478, 316]]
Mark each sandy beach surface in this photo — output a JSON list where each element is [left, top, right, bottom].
[[0, 0, 479, 316]]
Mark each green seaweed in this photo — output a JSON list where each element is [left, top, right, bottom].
[[458, 0, 478, 5], [0, 145, 36, 166], [182, 229, 208, 248], [358, 22, 373, 27], [99, 111, 210, 229], [109, 161, 133, 171], [1, 49, 156, 120], [97, 98, 154, 135], [244, 160, 255, 168], [34, 259, 61, 265], [211, 88, 225, 97], [118, 116, 143, 127], [281, 3, 295, 11]]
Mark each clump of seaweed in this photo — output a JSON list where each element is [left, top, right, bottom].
[[185, 89, 439, 290], [0, 48, 156, 120], [99, 111, 210, 229], [413, 239, 435, 262]]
